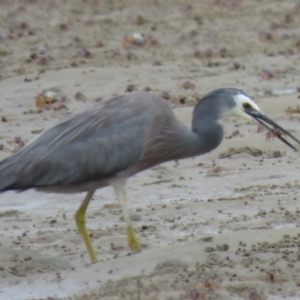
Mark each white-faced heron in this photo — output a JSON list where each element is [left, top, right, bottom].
[[0, 88, 299, 262]]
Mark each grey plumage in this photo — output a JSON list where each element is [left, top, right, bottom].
[[1, 88, 298, 262], [0, 92, 166, 190], [0, 89, 236, 192]]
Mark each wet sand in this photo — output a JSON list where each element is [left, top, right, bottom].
[[1, 1, 300, 299]]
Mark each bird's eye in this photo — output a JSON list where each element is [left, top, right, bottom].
[[243, 103, 252, 110]]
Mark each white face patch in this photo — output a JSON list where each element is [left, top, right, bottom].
[[231, 94, 262, 121]]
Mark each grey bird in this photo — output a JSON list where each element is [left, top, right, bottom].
[[0, 88, 299, 263]]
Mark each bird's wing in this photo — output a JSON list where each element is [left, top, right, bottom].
[[0, 93, 160, 189]]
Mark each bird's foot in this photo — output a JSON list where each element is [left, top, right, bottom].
[[126, 224, 141, 253]]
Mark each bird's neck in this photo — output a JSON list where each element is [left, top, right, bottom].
[[190, 104, 224, 156]]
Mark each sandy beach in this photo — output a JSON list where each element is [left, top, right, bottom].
[[1, 1, 300, 299]]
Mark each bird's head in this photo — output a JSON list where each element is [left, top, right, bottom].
[[199, 88, 300, 151], [231, 89, 300, 151], [231, 93, 261, 121]]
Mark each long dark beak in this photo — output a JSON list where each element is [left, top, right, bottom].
[[245, 108, 300, 151]]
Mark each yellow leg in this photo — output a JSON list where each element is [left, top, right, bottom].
[[74, 190, 97, 263], [111, 179, 140, 252]]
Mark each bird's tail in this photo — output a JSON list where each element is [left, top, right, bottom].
[[0, 155, 21, 192]]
